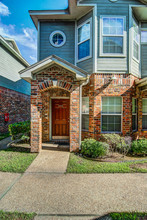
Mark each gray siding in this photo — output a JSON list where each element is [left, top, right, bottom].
[[141, 44, 147, 77], [79, 0, 143, 75], [0, 44, 30, 95], [39, 21, 75, 64], [77, 11, 93, 73]]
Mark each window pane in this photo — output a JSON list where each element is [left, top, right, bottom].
[[133, 41, 139, 60], [82, 114, 89, 130], [103, 17, 123, 35], [132, 98, 137, 113], [132, 115, 137, 131], [53, 33, 63, 45], [102, 115, 121, 132], [78, 22, 90, 43], [141, 31, 147, 43], [82, 97, 89, 113], [102, 97, 122, 114], [142, 115, 147, 130], [103, 37, 123, 54], [142, 99, 147, 113], [78, 40, 90, 60]]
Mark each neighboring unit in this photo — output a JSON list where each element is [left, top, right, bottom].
[[0, 36, 30, 133], [20, 0, 147, 152]]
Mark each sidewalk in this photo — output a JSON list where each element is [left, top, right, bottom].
[[0, 149, 146, 219]]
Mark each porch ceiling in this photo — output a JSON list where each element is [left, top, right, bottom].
[[132, 6, 147, 21], [19, 55, 88, 83], [135, 77, 147, 91]]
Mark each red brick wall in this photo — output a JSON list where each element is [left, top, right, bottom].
[[31, 65, 80, 152], [82, 73, 138, 140], [0, 86, 30, 133]]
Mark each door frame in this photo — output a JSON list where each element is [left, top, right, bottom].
[[49, 97, 70, 140]]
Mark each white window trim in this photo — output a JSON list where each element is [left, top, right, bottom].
[[100, 15, 126, 57], [132, 98, 137, 132], [77, 18, 92, 63], [142, 98, 147, 130], [82, 96, 89, 131], [132, 17, 140, 63], [101, 96, 123, 133], [49, 30, 66, 48]]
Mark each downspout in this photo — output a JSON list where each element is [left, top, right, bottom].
[[79, 75, 90, 149]]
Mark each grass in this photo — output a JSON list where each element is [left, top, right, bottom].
[[0, 147, 37, 173], [0, 210, 36, 220], [109, 212, 147, 220], [67, 153, 147, 173], [0, 133, 10, 141]]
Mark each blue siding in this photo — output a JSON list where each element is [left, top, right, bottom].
[[79, 0, 144, 75], [39, 21, 75, 64], [0, 77, 31, 96]]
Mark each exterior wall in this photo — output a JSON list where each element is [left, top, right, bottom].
[[39, 21, 75, 64], [82, 73, 137, 140], [0, 86, 30, 133], [77, 10, 93, 73], [31, 65, 80, 152], [79, 0, 143, 75], [141, 44, 147, 77], [132, 89, 147, 139], [0, 44, 30, 95]]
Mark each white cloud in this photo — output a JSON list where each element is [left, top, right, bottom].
[[30, 56, 37, 62], [0, 2, 10, 16], [0, 22, 37, 50]]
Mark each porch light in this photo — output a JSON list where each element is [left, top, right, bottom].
[[52, 79, 58, 87], [111, 75, 117, 81]]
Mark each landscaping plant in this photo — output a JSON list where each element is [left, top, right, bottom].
[[130, 139, 147, 156], [8, 121, 30, 141], [81, 138, 109, 158]]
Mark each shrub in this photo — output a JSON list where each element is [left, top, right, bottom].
[[81, 138, 109, 158], [100, 134, 132, 156], [129, 139, 147, 156], [8, 121, 30, 140]]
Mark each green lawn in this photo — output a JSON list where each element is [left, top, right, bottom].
[[0, 133, 10, 141], [67, 153, 147, 173], [0, 210, 36, 220], [109, 212, 147, 220], [0, 147, 37, 173]]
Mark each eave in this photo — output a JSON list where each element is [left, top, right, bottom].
[[29, 0, 93, 29], [0, 35, 30, 67], [135, 77, 147, 91]]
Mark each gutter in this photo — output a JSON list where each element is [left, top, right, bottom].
[[79, 75, 90, 149]]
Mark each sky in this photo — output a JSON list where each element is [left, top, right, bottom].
[[0, 0, 68, 64]]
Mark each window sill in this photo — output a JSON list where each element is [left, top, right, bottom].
[[82, 129, 89, 132], [99, 53, 126, 58], [132, 56, 140, 64], [76, 55, 92, 63], [101, 131, 122, 134]]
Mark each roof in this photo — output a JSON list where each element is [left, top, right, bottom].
[[135, 77, 147, 92], [29, 0, 93, 29], [4, 38, 21, 54], [0, 35, 30, 67], [20, 55, 88, 83]]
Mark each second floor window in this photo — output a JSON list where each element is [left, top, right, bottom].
[[77, 19, 92, 62], [100, 16, 125, 56], [133, 18, 140, 61]]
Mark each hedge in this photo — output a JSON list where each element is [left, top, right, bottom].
[[8, 121, 30, 140]]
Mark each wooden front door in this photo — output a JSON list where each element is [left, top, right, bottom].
[[52, 99, 70, 139]]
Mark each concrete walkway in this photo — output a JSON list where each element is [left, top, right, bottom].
[[26, 149, 70, 174], [0, 150, 146, 219]]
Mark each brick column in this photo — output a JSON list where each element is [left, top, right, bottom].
[[70, 87, 80, 152], [31, 81, 42, 152]]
